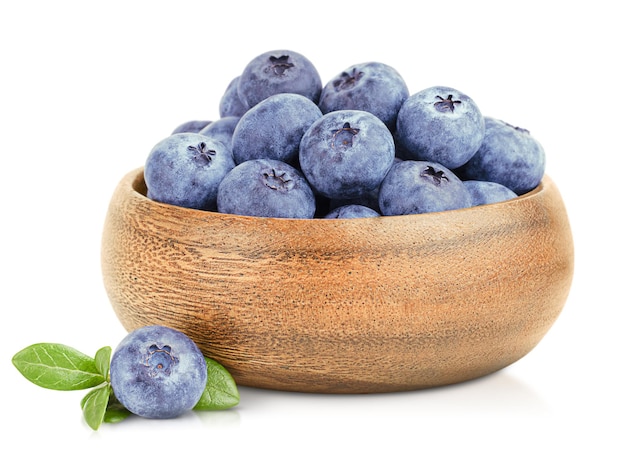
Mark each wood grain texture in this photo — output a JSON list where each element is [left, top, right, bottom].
[[101, 167, 574, 393]]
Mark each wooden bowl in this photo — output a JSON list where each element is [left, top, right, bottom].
[[101, 167, 574, 394]]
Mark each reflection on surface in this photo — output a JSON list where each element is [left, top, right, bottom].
[[194, 408, 241, 428], [101, 369, 549, 433], [235, 368, 550, 419]]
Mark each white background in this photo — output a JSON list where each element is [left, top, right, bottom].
[[1, 1, 623, 471]]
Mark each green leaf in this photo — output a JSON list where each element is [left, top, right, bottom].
[[194, 357, 240, 411], [103, 392, 132, 424], [81, 384, 111, 431], [12, 343, 105, 391], [94, 346, 112, 380]]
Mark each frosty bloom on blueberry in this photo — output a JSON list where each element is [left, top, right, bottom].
[[110, 325, 207, 419], [144, 133, 235, 211], [319, 61, 409, 131], [299, 110, 395, 201], [171, 120, 213, 134], [156, 49, 549, 218], [219, 76, 248, 118], [379, 160, 472, 216], [199, 116, 240, 151], [458, 117, 546, 195], [395, 85, 485, 169], [464, 180, 518, 206], [231, 93, 322, 165], [324, 204, 380, 219], [217, 159, 316, 218], [237, 49, 322, 109]]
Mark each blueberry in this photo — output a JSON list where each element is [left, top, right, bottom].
[[319, 62, 409, 131], [395, 86, 485, 169], [464, 180, 518, 206], [299, 110, 395, 200], [171, 120, 212, 134], [237, 50, 322, 109], [217, 159, 316, 218], [232, 93, 322, 165], [199, 116, 240, 148], [324, 204, 380, 219], [328, 184, 382, 215], [457, 117, 546, 195], [110, 325, 207, 419], [378, 160, 472, 215], [144, 133, 236, 211], [219, 76, 248, 118]]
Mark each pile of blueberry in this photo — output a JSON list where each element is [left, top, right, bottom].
[[144, 49, 546, 219]]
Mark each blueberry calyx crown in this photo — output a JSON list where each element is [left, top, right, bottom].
[[263, 168, 295, 192], [331, 122, 360, 149], [333, 68, 364, 91], [434, 94, 462, 113], [143, 344, 179, 377], [188, 142, 216, 164], [420, 165, 449, 186], [266, 55, 294, 76]]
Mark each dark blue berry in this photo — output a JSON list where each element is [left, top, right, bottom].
[[217, 159, 316, 218], [144, 133, 235, 211], [464, 180, 518, 206], [171, 120, 212, 134], [219, 76, 248, 118], [458, 117, 545, 194], [319, 62, 409, 131], [395, 86, 485, 169], [378, 160, 471, 215], [324, 204, 380, 219], [231, 93, 322, 165], [299, 110, 395, 200], [110, 325, 207, 419], [237, 50, 322, 109]]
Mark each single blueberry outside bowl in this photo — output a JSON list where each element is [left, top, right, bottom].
[[101, 167, 574, 394]]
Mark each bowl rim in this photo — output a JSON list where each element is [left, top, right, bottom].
[[124, 166, 549, 225]]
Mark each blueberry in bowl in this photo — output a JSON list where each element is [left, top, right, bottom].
[[457, 117, 546, 195], [144, 133, 235, 212], [395, 85, 485, 169], [237, 49, 322, 109], [216, 159, 316, 219], [299, 110, 396, 201], [318, 61, 409, 131]]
